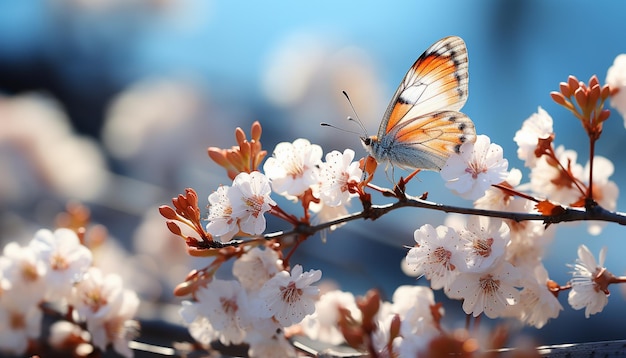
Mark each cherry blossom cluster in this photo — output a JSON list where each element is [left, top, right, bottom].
[[0, 226, 139, 357], [206, 139, 363, 244], [162, 126, 369, 356], [403, 72, 624, 330], [160, 54, 626, 357]]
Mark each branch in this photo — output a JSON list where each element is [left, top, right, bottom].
[[215, 193, 626, 247], [269, 197, 625, 239]]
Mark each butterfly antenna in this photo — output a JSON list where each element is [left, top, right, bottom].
[[320, 122, 362, 136], [342, 90, 368, 137]]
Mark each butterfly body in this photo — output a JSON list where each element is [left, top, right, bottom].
[[362, 36, 476, 172]]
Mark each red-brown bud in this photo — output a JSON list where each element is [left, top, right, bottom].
[[208, 147, 230, 167], [159, 205, 177, 220], [589, 84, 601, 106], [550, 91, 568, 106], [559, 82, 570, 97], [601, 84, 612, 100], [235, 127, 246, 146], [389, 314, 401, 340], [599, 109, 611, 122], [251, 121, 262, 141], [567, 75, 580, 92], [574, 87, 588, 109], [166, 221, 182, 236]]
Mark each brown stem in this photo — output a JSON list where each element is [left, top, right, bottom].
[[270, 204, 300, 225], [213, 194, 626, 247], [283, 235, 304, 266], [547, 145, 587, 197], [610, 276, 626, 284], [587, 137, 596, 204], [491, 183, 540, 203]]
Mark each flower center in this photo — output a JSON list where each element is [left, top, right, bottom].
[[473, 238, 494, 257], [85, 289, 107, 313], [479, 274, 499, 294], [465, 159, 487, 179], [9, 311, 25, 330], [245, 195, 266, 217], [51, 252, 69, 271], [21, 262, 40, 282], [280, 281, 302, 304], [221, 297, 238, 314], [432, 246, 455, 271], [285, 157, 305, 179]]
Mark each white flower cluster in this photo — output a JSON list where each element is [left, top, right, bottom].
[[304, 285, 441, 357], [403, 99, 621, 329], [205, 139, 363, 243], [185, 139, 364, 355], [180, 251, 320, 357], [0, 228, 139, 357], [406, 216, 561, 327], [515, 107, 618, 235], [206, 171, 277, 242]]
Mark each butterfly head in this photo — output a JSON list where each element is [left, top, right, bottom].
[[360, 135, 377, 155]]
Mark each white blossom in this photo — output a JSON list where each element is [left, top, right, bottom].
[[70, 267, 139, 357], [247, 318, 296, 357], [179, 301, 218, 345], [512, 264, 563, 328], [0, 304, 42, 355], [315, 149, 362, 207], [568, 245, 609, 318], [452, 216, 509, 273], [30, 228, 92, 301], [505, 216, 553, 268], [233, 247, 282, 292], [194, 279, 248, 345], [529, 145, 583, 206], [301, 290, 359, 345], [263, 138, 322, 198], [406, 224, 463, 291], [257, 264, 321, 326], [48, 321, 90, 352], [513, 107, 554, 167], [606, 53, 626, 125], [391, 285, 439, 337], [447, 261, 521, 319], [228, 171, 276, 236], [0, 242, 46, 307], [206, 185, 240, 242], [441, 135, 509, 200]]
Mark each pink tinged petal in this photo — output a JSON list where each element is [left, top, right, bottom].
[[179, 301, 200, 325], [440, 155, 466, 179], [298, 270, 322, 287], [598, 246, 607, 267], [459, 283, 482, 316], [446, 173, 474, 192], [578, 245, 598, 269]]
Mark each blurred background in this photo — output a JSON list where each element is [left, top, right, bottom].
[[1, 0, 626, 352]]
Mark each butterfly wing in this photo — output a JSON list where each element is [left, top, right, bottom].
[[379, 36, 469, 137], [387, 110, 476, 170]]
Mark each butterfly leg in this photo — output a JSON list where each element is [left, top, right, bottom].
[[384, 163, 396, 185]]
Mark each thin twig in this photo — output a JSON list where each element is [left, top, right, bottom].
[[225, 194, 626, 246]]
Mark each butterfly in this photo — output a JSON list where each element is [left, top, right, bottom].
[[362, 36, 476, 172]]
